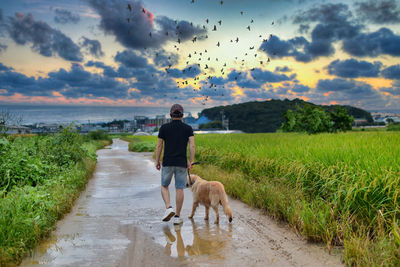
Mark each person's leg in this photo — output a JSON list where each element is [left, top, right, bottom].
[[161, 185, 171, 208], [161, 167, 173, 208], [174, 167, 187, 217], [175, 188, 184, 216]]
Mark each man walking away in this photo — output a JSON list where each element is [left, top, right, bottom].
[[155, 104, 195, 225]]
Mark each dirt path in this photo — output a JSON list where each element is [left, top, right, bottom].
[[21, 139, 343, 266]]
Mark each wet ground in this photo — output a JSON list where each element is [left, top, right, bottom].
[[21, 139, 343, 266]]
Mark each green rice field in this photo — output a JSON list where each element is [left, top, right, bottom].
[[133, 131, 400, 265]]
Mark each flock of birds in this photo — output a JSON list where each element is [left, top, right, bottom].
[[126, 1, 277, 105]]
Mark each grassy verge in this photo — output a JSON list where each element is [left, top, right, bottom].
[[0, 130, 111, 266], [120, 135, 157, 152]]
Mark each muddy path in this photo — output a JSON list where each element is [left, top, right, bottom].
[[21, 139, 343, 266]]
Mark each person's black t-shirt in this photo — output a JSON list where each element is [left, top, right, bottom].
[[158, 120, 194, 167]]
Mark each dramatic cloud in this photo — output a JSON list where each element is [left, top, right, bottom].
[[317, 78, 377, 95], [7, 13, 82, 61], [88, 0, 206, 50], [80, 37, 104, 58], [251, 68, 292, 83], [47, 64, 129, 98], [54, 8, 80, 24], [291, 84, 310, 93], [355, 0, 400, 24], [152, 49, 179, 68], [168, 64, 201, 78], [259, 35, 316, 62], [114, 50, 148, 68], [314, 78, 387, 108], [342, 28, 400, 57], [380, 86, 400, 96], [381, 64, 400, 80], [275, 66, 291, 72], [327, 59, 381, 78], [0, 62, 13, 71]]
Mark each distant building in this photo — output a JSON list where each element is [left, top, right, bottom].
[[143, 123, 157, 132], [109, 123, 120, 133], [353, 118, 368, 126], [123, 121, 135, 132], [34, 123, 62, 133], [134, 115, 148, 130], [5, 125, 31, 134]]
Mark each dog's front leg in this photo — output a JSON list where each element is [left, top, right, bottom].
[[188, 202, 198, 219], [204, 206, 209, 220]]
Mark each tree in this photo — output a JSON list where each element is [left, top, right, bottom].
[[299, 105, 332, 134], [281, 105, 332, 134], [330, 107, 354, 132], [281, 109, 297, 132], [0, 110, 23, 136]]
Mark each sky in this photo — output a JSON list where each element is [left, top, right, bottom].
[[0, 0, 399, 110]]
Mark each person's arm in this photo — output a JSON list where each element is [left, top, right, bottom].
[[155, 138, 163, 170], [187, 136, 195, 170]]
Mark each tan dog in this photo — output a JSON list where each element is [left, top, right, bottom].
[[187, 174, 232, 224]]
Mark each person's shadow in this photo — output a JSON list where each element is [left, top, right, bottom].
[[162, 219, 232, 258]]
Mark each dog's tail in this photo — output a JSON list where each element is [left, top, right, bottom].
[[220, 188, 233, 222]]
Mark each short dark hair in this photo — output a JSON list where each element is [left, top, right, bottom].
[[170, 104, 184, 118]]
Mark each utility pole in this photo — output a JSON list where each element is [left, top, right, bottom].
[[221, 110, 229, 130]]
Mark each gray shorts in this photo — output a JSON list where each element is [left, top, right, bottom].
[[161, 166, 187, 189]]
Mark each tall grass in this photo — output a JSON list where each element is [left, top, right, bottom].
[[191, 132, 400, 265], [0, 130, 111, 266]]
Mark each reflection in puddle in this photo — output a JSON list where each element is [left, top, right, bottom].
[[162, 219, 232, 259]]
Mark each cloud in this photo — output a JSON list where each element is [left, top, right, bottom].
[[326, 59, 381, 78], [312, 78, 388, 109], [241, 88, 278, 99], [88, 0, 206, 50], [7, 12, 82, 61], [168, 64, 201, 78], [261, 3, 384, 63], [0, 62, 13, 71], [114, 50, 148, 68], [275, 66, 292, 72], [380, 86, 400, 96], [259, 35, 316, 62], [54, 8, 80, 24], [0, 43, 6, 53], [342, 27, 400, 57], [317, 78, 377, 95], [291, 84, 310, 93], [251, 68, 292, 83], [355, 0, 400, 24], [152, 49, 179, 68], [80, 37, 104, 58], [381, 64, 400, 79]]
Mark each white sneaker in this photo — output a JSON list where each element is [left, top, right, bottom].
[[162, 207, 175, 222], [173, 216, 183, 225]]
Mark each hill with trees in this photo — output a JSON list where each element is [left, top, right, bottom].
[[199, 99, 373, 133]]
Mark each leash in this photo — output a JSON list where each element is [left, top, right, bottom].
[[187, 161, 201, 186]]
